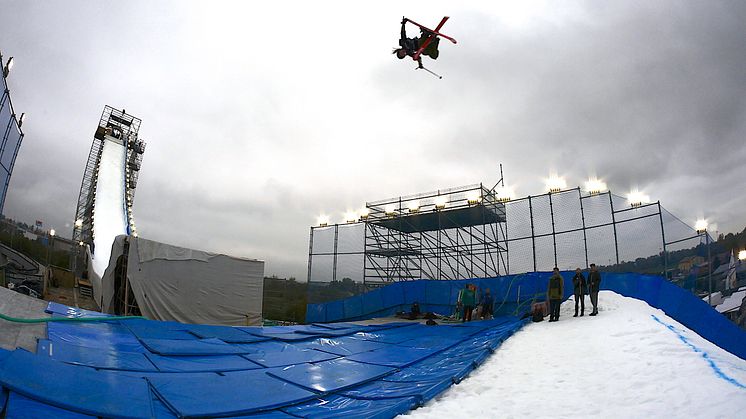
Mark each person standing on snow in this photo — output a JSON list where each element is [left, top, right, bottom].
[[572, 268, 587, 317], [461, 284, 476, 322], [480, 288, 495, 319], [547, 267, 564, 322], [588, 263, 602, 316]]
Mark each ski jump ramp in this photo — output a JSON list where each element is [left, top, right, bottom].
[[89, 132, 131, 284]]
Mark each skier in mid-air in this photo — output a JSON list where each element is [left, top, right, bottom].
[[393, 18, 440, 68], [392, 16, 457, 78]]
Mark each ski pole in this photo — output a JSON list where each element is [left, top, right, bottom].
[[417, 65, 443, 79]]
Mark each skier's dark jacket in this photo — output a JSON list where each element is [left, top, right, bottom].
[[572, 272, 587, 295], [588, 271, 602, 293]]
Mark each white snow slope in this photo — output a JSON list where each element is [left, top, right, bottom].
[[90, 135, 128, 278], [404, 291, 746, 419]]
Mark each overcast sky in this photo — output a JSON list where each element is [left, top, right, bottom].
[[1, 1, 744, 279]]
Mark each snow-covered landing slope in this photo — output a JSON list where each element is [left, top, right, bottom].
[[90, 135, 129, 278], [405, 291, 746, 419]]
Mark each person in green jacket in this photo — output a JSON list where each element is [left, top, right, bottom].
[[547, 267, 564, 322], [588, 263, 602, 316], [460, 284, 476, 322]]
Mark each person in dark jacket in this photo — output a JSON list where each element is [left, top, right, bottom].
[[480, 288, 495, 319], [572, 268, 587, 317], [547, 267, 564, 322], [588, 263, 602, 316]]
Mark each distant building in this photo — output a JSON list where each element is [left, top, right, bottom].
[[678, 256, 704, 272]]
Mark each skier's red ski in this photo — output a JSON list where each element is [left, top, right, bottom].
[[404, 16, 457, 65]]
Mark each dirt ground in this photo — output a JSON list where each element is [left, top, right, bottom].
[[45, 286, 99, 311]]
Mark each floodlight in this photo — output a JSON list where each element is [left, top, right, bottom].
[[407, 201, 420, 213], [545, 174, 566, 193], [585, 178, 607, 195], [495, 186, 515, 203], [434, 196, 447, 210], [79, 241, 85, 246], [739, 250, 746, 261], [627, 190, 649, 208], [466, 191, 481, 205], [344, 211, 357, 223], [3, 56, 13, 77], [74, 219, 83, 228], [359, 207, 370, 220], [49, 229, 56, 237], [385, 204, 397, 216], [317, 215, 330, 227], [695, 219, 708, 234]]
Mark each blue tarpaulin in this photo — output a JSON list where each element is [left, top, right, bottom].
[[0, 302, 525, 417]]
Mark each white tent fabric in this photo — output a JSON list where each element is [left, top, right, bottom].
[[97, 235, 264, 326]]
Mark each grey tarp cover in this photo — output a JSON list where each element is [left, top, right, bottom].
[[95, 236, 264, 325]]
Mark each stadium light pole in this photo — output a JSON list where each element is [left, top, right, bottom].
[[2, 56, 13, 78], [47, 229, 56, 268], [695, 220, 711, 305]]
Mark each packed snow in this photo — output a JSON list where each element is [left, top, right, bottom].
[[91, 135, 128, 277], [404, 291, 746, 418]]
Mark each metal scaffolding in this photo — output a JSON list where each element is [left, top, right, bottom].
[[71, 106, 145, 254]]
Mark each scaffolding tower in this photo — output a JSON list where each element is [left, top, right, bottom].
[[71, 106, 145, 252], [307, 181, 509, 288]]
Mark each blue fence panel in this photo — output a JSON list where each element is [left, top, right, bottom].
[[325, 300, 345, 323], [403, 281, 426, 305], [343, 295, 364, 320], [381, 282, 405, 309], [305, 303, 326, 323], [424, 281, 453, 306], [362, 289, 384, 315]]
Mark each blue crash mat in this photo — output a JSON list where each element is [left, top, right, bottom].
[[5, 392, 96, 419], [0, 350, 153, 418], [47, 321, 146, 353], [341, 378, 453, 404], [233, 340, 307, 355], [183, 324, 270, 343], [140, 338, 249, 355], [149, 369, 317, 418], [45, 302, 110, 318], [124, 319, 197, 340], [355, 326, 441, 344], [145, 353, 262, 373], [310, 322, 361, 330], [36, 340, 157, 372], [281, 395, 419, 419], [266, 358, 396, 394], [242, 349, 338, 368], [301, 336, 392, 356], [345, 344, 442, 368]]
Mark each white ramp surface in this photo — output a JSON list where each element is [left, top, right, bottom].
[[404, 291, 746, 418], [91, 135, 128, 278]]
